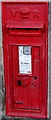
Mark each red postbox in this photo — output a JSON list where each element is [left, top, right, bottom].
[[2, 2, 48, 118]]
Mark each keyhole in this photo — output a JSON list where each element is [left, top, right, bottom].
[[17, 80, 21, 86], [33, 76, 37, 79]]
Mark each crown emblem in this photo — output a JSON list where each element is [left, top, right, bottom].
[[20, 7, 30, 19]]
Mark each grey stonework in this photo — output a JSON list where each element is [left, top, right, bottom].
[[0, 2, 2, 46], [0, 1, 51, 120]]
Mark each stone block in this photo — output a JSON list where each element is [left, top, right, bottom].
[[0, 73, 2, 87], [0, 63, 2, 72], [0, 46, 2, 62]]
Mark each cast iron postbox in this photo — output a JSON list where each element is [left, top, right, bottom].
[[2, 2, 48, 118]]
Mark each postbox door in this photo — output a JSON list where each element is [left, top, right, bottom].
[[11, 45, 41, 110]]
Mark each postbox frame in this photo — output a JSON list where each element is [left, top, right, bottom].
[[2, 2, 48, 118]]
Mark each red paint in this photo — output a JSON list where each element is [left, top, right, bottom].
[[2, 2, 48, 118]]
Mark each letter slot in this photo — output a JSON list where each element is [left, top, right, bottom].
[[6, 22, 44, 36]]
